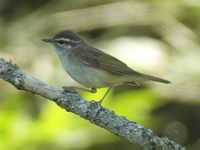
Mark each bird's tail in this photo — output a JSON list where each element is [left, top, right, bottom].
[[141, 74, 171, 84]]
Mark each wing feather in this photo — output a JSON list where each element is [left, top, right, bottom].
[[71, 45, 141, 77]]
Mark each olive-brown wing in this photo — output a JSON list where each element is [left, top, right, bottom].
[[71, 45, 141, 77]]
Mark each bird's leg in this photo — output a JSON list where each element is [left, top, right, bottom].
[[98, 87, 112, 103], [125, 81, 140, 86], [63, 86, 97, 93]]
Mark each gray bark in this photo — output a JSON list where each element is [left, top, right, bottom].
[[0, 58, 184, 150]]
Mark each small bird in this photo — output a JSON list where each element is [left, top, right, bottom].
[[43, 30, 170, 103]]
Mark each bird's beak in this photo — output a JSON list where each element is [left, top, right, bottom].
[[42, 38, 55, 43]]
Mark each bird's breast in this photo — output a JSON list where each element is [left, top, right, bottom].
[[59, 56, 113, 88]]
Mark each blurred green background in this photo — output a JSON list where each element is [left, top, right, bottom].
[[0, 0, 200, 149]]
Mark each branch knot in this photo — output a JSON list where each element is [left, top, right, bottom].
[[0, 59, 24, 89]]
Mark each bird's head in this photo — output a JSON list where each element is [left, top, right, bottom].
[[42, 30, 84, 50]]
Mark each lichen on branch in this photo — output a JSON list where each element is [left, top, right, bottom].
[[0, 58, 184, 150]]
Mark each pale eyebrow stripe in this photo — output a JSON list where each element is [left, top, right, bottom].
[[55, 38, 81, 43]]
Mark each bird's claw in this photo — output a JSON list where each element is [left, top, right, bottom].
[[62, 86, 78, 93]]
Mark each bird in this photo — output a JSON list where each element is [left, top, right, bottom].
[[42, 30, 171, 103]]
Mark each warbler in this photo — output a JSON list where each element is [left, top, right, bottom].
[[43, 30, 170, 103]]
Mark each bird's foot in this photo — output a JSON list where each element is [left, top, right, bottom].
[[62, 86, 78, 93]]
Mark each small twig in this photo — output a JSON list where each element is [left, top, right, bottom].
[[0, 58, 184, 150]]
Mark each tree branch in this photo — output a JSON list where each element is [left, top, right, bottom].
[[0, 58, 184, 150]]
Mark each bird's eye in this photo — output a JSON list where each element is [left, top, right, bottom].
[[57, 40, 65, 45]]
